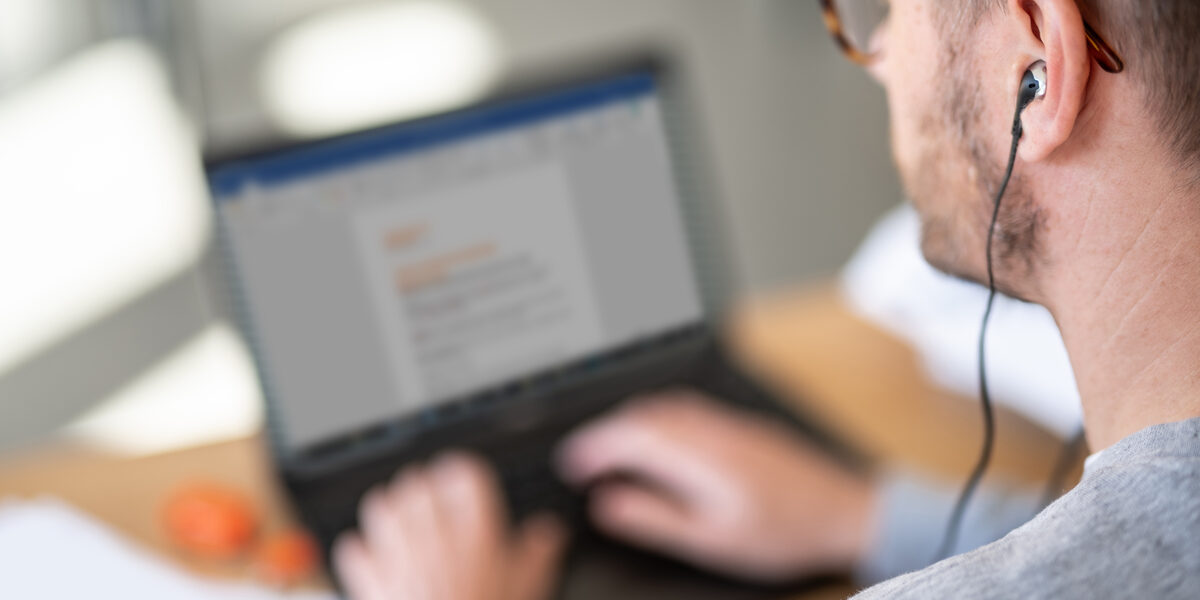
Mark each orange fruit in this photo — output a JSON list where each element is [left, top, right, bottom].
[[254, 529, 320, 586], [162, 482, 259, 559]]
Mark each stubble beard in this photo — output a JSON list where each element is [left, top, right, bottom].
[[904, 37, 1045, 301]]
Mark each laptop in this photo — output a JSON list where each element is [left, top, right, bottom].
[[207, 57, 854, 599]]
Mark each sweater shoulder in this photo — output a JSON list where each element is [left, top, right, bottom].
[[854, 455, 1200, 599]]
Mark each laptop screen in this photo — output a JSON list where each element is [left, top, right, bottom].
[[210, 71, 703, 451]]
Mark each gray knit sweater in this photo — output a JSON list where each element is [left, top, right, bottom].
[[854, 417, 1200, 599]]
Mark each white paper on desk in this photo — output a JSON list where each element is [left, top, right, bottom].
[[0, 498, 337, 600], [841, 204, 1083, 438]]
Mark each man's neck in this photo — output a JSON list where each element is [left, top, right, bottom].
[[1046, 180, 1200, 450]]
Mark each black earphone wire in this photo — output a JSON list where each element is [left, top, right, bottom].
[[934, 98, 1026, 562]]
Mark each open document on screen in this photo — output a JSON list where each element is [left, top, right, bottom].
[[211, 74, 703, 450], [351, 162, 604, 408]]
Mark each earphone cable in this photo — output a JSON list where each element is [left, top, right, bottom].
[[934, 108, 1024, 562]]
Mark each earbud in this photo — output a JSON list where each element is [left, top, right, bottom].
[[1029, 61, 1047, 99], [1013, 60, 1046, 136], [1018, 62, 1044, 113]]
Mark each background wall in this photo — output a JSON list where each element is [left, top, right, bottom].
[[0, 0, 901, 451], [191, 0, 901, 289]]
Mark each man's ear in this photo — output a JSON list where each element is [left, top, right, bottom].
[[1008, 0, 1091, 163]]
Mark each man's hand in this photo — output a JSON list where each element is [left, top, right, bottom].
[[557, 390, 876, 582], [333, 453, 567, 600]]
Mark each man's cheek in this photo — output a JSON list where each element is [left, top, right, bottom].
[[887, 107, 921, 187]]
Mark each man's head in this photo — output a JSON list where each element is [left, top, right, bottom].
[[865, 0, 1200, 304]]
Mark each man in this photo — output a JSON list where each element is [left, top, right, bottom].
[[331, 0, 1200, 597]]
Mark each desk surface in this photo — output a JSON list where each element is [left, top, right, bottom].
[[0, 285, 1074, 598]]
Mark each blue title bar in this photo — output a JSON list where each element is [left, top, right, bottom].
[[209, 72, 657, 198]]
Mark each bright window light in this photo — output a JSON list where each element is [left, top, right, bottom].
[[0, 40, 210, 376], [0, 0, 61, 88], [259, 0, 503, 138], [62, 323, 263, 456]]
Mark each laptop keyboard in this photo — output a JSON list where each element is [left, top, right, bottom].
[[296, 343, 861, 559], [498, 444, 582, 523], [301, 425, 585, 550]]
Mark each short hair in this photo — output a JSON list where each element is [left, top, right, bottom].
[[964, 1, 1200, 175], [1106, 1, 1200, 175]]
